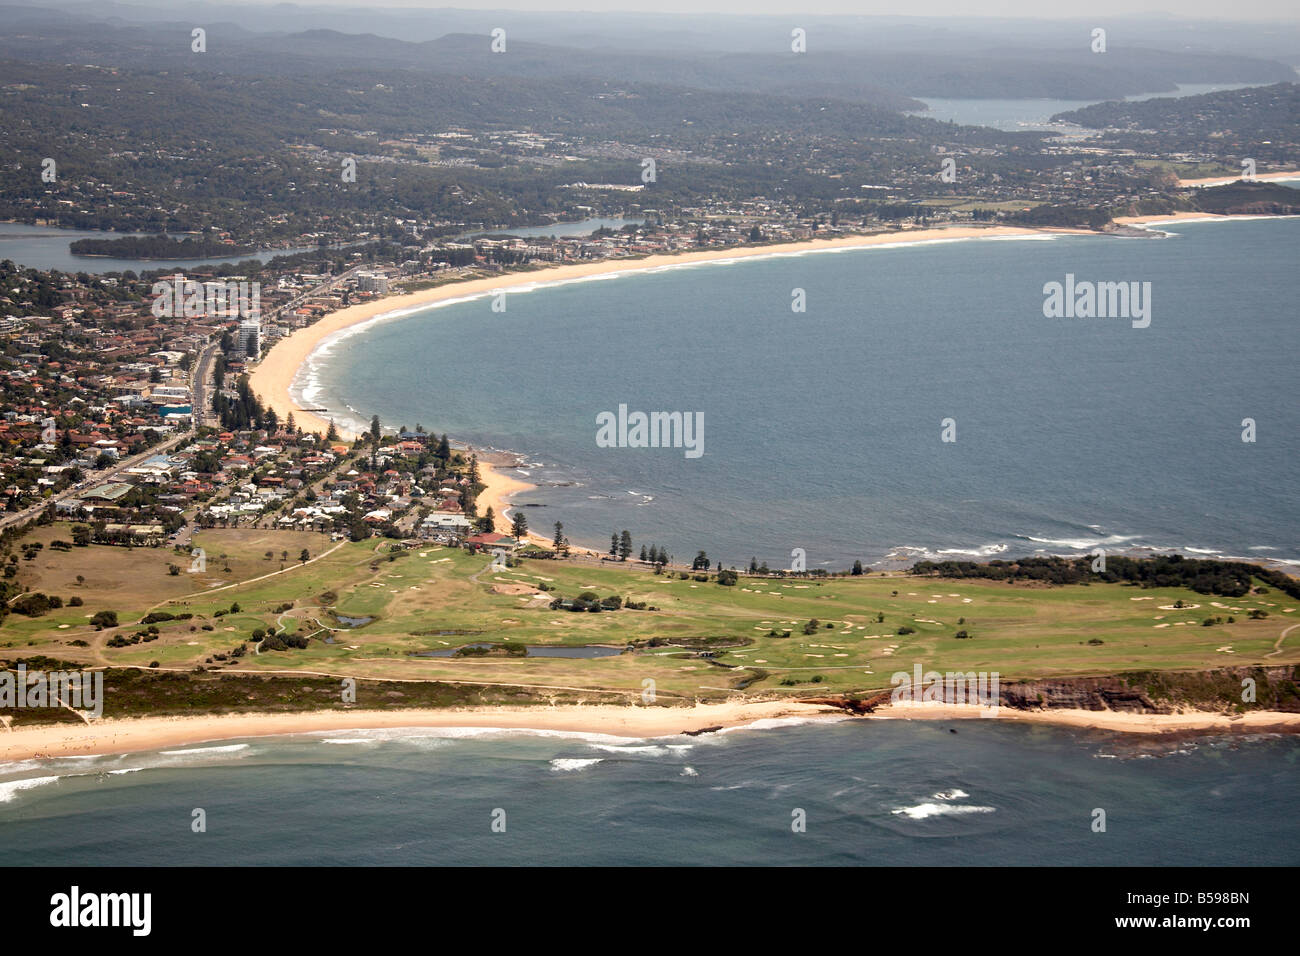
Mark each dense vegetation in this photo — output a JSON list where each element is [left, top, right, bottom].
[[68, 234, 256, 259], [910, 554, 1300, 601]]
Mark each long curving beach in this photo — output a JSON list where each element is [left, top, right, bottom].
[[1175, 170, 1300, 187], [247, 222, 1096, 521]]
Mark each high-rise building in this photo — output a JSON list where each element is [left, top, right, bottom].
[[238, 314, 261, 360]]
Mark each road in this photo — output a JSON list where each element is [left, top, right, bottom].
[[265, 265, 364, 324]]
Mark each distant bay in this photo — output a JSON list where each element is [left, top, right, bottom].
[[908, 83, 1264, 131], [306, 217, 1300, 570]]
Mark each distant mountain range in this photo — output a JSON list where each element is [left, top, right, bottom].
[[0, 2, 1295, 107]]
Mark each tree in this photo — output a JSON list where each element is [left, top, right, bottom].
[[618, 530, 632, 561], [75, 574, 85, 586], [553, 521, 568, 554], [370, 415, 382, 444], [640, 545, 648, 562], [610, 532, 619, 557], [480, 506, 496, 533], [326, 419, 339, 441], [511, 512, 528, 542], [692, 551, 710, 571], [299, 548, 310, 563], [851, 560, 864, 576]]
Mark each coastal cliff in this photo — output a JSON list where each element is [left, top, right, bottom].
[[807, 665, 1300, 718]]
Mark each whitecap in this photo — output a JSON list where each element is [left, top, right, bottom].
[[0, 775, 61, 803], [892, 802, 995, 820], [549, 758, 603, 773]]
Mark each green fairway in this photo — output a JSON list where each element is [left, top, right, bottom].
[[9, 536, 1296, 703]]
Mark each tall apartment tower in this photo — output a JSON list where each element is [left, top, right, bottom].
[[238, 313, 261, 360]]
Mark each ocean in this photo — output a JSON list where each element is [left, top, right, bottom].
[[298, 216, 1300, 571], [1, 720, 1295, 865]]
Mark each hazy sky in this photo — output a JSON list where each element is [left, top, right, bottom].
[[229, 0, 1298, 18]]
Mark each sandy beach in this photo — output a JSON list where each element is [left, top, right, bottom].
[[1176, 170, 1300, 187], [247, 222, 1090, 524], [0, 701, 836, 763], [4, 701, 1297, 765]]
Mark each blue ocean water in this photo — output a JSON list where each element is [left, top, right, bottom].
[[303, 218, 1298, 571], [1, 721, 1295, 866]]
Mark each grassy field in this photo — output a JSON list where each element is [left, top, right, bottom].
[[4, 529, 1297, 704]]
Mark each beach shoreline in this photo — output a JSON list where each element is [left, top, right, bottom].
[[1175, 170, 1300, 188], [3, 701, 1297, 766], [246, 222, 1115, 527]]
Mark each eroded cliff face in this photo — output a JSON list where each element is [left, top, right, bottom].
[[999, 678, 1164, 713], [805, 666, 1300, 716]]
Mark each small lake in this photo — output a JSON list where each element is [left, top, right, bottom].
[[333, 615, 374, 628]]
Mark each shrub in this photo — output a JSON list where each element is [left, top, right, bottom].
[[90, 610, 119, 629], [954, 629, 971, 639], [12, 593, 52, 617], [69, 596, 83, 607], [896, 625, 916, 636]]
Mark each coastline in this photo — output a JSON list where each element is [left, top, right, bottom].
[[1176, 170, 1300, 187], [3, 702, 1297, 766], [247, 223, 1097, 526]]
